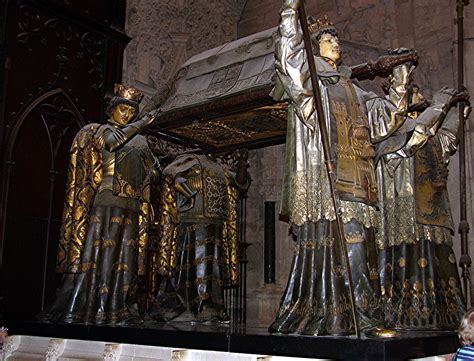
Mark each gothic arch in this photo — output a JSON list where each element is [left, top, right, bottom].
[[0, 88, 86, 317]]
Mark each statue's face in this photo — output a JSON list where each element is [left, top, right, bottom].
[[112, 103, 136, 125], [319, 33, 340, 62], [391, 64, 411, 87]]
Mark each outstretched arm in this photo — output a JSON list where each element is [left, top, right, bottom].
[[403, 88, 470, 157], [100, 110, 158, 152]]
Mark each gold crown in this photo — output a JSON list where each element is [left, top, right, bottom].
[[308, 15, 336, 35], [114, 84, 144, 103]]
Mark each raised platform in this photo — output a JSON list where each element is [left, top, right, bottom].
[[5, 321, 459, 361]]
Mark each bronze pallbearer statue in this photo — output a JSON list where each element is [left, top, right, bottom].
[[377, 76, 471, 330], [149, 153, 249, 323], [270, 0, 468, 336], [41, 84, 159, 324]]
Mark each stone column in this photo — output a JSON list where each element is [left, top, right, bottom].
[[245, 145, 294, 327]]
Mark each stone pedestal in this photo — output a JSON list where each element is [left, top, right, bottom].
[[252, 285, 286, 328], [3, 322, 459, 361]]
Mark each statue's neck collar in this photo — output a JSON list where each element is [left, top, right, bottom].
[[321, 56, 339, 70]]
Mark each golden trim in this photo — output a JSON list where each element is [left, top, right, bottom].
[[417, 258, 428, 268], [398, 258, 406, 268], [345, 232, 364, 244]]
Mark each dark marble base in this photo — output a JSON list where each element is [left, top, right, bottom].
[[7, 321, 459, 361]]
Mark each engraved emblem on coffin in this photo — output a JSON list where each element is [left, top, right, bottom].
[[205, 62, 243, 99]]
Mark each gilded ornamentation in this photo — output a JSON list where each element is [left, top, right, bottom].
[[138, 202, 151, 275], [156, 175, 179, 277], [56, 123, 103, 274], [289, 171, 379, 228], [168, 105, 287, 148], [113, 172, 138, 199], [414, 138, 454, 231], [332, 89, 377, 205], [103, 240, 116, 248], [398, 258, 406, 268], [320, 236, 335, 248], [300, 240, 316, 249], [222, 177, 240, 286], [114, 84, 144, 103], [418, 258, 428, 268], [81, 262, 96, 272], [376, 195, 453, 249], [308, 15, 335, 35], [383, 273, 463, 330], [113, 263, 129, 272], [345, 232, 364, 244], [370, 268, 379, 280], [204, 172, 229, 219]]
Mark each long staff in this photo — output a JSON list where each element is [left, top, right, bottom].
[[456, 0, 471, 307], [297, 1, 360, 338]]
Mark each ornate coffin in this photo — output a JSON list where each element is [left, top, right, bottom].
[[150, 27, 385, 152]]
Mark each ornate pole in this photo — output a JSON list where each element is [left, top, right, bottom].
[[456, 0, 471, 307], [297, 1, 360, 338]]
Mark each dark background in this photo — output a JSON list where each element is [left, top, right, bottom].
[[0, 0, 129, 322]]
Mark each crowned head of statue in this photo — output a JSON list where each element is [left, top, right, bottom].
[[308, 15, 340, 65], [106, 84, 144, 126]]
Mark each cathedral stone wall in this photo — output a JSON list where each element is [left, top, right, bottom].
[[123, 0, 474, 326], [123, 0, 246, 103]]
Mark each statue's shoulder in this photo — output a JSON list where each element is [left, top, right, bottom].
[[81, 122, 102, 133], [73, 123, 104, 148]]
